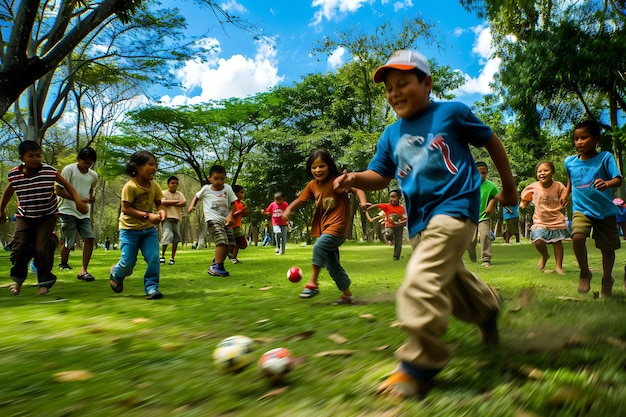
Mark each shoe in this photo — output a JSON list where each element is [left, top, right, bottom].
[[601, 277, 614, 298], [481, 262, 491, 268], [376, 368, 433, 399], [578, 274, 592, 293], [479, 285, 501, 346], [275, 248, 280, 253], [77, 272, 96, 282], [299, 286, 319, 299], [159, 257, 166, 264], [230, 258, 242, 264], [110, 279, 123, 293], [58, 263, 72, 270], [168, 259, 175, 265], [146, 289, 163, 300], [333, 295, 353, 305], [208, 263, 229, 277]]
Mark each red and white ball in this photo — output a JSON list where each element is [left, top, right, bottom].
[[287, 267, 302, 282], [259, 347, 294, 379]]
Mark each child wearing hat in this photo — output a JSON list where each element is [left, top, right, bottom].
[[334, 49, 517, 399]]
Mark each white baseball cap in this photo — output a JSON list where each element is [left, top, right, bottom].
[[373, 50, 431, 83]]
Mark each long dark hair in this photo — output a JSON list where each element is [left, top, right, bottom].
[[126, 150, 156, 177], [305, 149, 340, 178]]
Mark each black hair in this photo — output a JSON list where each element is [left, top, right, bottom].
[[536, 161, 555, 173], [389, 189, 401, 197], [232, 184, 244, 193], [476, 161, 488, 169], [574, 120, 601, 137], [125, 150, 156, 177], [18, 140, 41, 156], [77, 147, 97, 162], [209, 165, 226, 176], [167, 175, 179, 184], [306, 149, 340, 178]]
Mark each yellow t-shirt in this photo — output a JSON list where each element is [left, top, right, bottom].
[[118, 179, 164, 230]]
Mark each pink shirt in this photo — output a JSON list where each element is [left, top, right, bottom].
[[521, 181, 567, 229], [265, 201, 289, 226]]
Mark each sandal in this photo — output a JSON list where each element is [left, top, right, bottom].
[[110, 279, 123, 294], [333, 295, 353, 305], [37, 287, 49, 296], [9, 284, 21, 295], [77, 272, 95, 282], [299, 285, 319, 299]]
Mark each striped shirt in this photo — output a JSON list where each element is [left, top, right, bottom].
[[7, 163, 59, 218]]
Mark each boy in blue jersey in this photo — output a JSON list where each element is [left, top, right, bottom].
[[565, 120, 623, 298], [334, 50, 517, 399]]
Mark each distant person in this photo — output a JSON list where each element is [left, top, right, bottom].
[[187, 165, 236, 277], [105, 237, 111, 250], [282, 149, 367, 304], [467, 161, 499, 267], [333, 49, 516, 399], [0, 140, 88, 296], [56, 146, 98, 281], [366, 189, 407, 260], [228, 184, 250, 264], [261, 220, 272, 246], [613, 198, 626, 239], [109, 150, 166, 300], [520, 161, 570, 274], [565, 120, 622, 298], [160, 175, 186, 265], [261, 191, 289, 255], [502, 204, 520, 245]]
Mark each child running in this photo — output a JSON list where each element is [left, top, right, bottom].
[[0, 140, 88, 295], [520, 161, 570, 274], [160, 175, 186, 265], [334, 50, 517, 398], [109, 150, 166, 300], [366, 189, 407, 260], [282, 149, 367, 304], [565, 120, 622, 297], [187, 165, 236, 277], [228, 184, 250, 264]]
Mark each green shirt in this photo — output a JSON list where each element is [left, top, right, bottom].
[[478, 179, 499, 222]]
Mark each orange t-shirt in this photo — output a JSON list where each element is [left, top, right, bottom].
[[297, 177, 350, 238], [377, 203, 406, 228]]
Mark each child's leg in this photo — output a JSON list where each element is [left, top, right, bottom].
[[140, 228, 161, 295], [571, 233, 591, 292], [503, 230, 511, 244], [600, 248, 616, 280], [533, 240, 550, 270], [161, 244, 167, 259], [552, 241, 564, 275], [112, 229, 141, 282], [33, 216, 58, 291], [280, 225, 288, 254], [9, 217, 33, 285], [171, 242, 178, 259], [81, 238, 95, 274], [392, 226, 403, 260], [214, 244, 228, 264], [477, 220, 492, 264]]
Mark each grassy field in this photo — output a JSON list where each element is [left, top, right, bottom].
[[1, 239, 625, 417]]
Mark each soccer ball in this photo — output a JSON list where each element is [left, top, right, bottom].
[[287, 267, 302, 282], [213, 335, 254, 373], [259, 347, 293, 379], [388, 213, 401, 224]]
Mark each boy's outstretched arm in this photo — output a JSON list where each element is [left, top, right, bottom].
[[484, 134, 517, 207], [55, 173, 89, 214], [334, 170, 391, 193]]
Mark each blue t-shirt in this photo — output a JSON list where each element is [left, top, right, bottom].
[[503, 205, 519, 220], [367, 101, 493, 237], [564, 151, 621, 219]]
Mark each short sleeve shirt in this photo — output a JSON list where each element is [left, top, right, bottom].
[[196, 184, 237, 222], [118, 179, 164, 230], [57, 163, 98, 219], [297, 178, 350, 238], [7, 163, 58, 218]]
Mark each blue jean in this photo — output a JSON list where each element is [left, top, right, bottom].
[[274, 224, 288, 253], [112, 228, 160, 294], [311, 234, 350, 291]]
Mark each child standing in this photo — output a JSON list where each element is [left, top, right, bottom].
[[56, 146, 98, 281], [160, 175, 186, 265], [520, 161, 570, 274], [228, 185, 250, 264], [261, 192, 289, 255], [282, 149, 367, 304], [565, 120, 622, 297], [366, 189, 407, 260], [467, 162, 499, 267], [187, 165, 236, 277], [109, 150, 166, 300], [502, 204, 520, 244], [0, 140, 88, 295], [334, 50, 517, 398]]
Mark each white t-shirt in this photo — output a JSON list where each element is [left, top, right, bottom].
[[58, 164, 98, 219]]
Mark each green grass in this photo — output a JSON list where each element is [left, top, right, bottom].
[[1, 240, 625, 416]]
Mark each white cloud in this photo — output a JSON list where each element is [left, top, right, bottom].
[[454, 25, 500, 96], [220, 0, 247, 14], [160, 38, 284, 106], [392, 0, 413, 12], [310, 0, 370, 25], [327, 47, 346, 69]]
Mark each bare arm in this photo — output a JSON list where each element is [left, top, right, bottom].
[[0, 184, 15, 223], [55, 173, 88, 214], [187, 195, 199, 213], [484, 134, 517, 207], [282, 198, 305, 221], [334, 169, 392, 192]]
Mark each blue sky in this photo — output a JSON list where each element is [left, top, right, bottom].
[[154, 0, 498, 107]]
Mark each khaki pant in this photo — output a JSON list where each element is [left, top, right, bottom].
[[467, 219, 492, 263], [396, 215, 500, 371]]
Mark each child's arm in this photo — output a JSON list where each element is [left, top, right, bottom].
[[0, 184, 15, 223], [155, 198, 166, 223], [349, 186, 370, 211], [55, 173, 89, 214], [484, 134, 517, 206], [593, 175, 623, 191], [187, 195, 199, 214], [484, 198, 497, 216], [224, 201, 236, 226], [334, 169, 392, 192], [282, 198, 305, 222]]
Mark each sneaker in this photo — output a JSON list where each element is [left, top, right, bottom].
[[275, 248, 280, 253], [333, 295, 353, 305], [601, 277, 614, 298], [230, 258, 242, 264], [481, 262, 491, 268], [376, 368, 433, 399], [168, 259, 175, 265], [159, 257, 166, 264], [58, 263, 72, 270], [208, 263, 229, 277], [77, 272, 96, 282], [299, 286, 319, 299], [146, 289, 163, 300]]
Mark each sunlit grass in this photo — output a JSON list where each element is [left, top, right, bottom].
[[1, 239, 625, 416]]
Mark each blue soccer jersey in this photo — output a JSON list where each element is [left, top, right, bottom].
[[368, 101, 493, 237]]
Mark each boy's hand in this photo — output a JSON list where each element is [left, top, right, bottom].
[[333, 172, 355, 193], [76, 201, 89, 214], [158, 209, 166, 222]]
